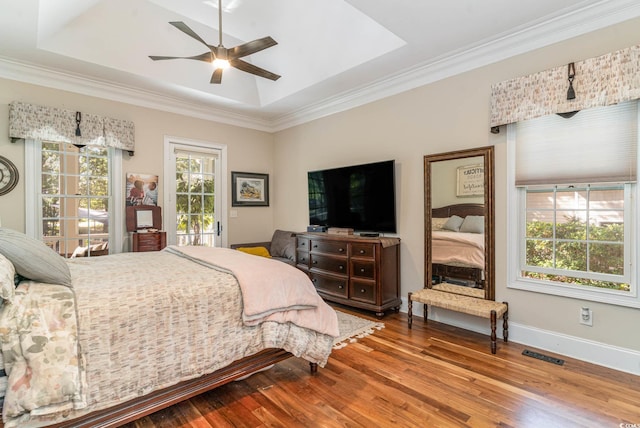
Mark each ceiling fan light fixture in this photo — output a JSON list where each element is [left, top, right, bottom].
[[212, 58, 230, 70], [149, 0, 280, 83]]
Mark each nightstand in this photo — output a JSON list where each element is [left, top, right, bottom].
[[132, 231, 166, 252]]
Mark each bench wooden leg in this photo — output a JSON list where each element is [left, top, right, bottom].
[[424, 304, 428, 323], [503, 302, 509, 343], [490, 310, 497, 354], [408, 292, 413, 329]]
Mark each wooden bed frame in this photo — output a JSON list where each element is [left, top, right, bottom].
[[51, 350, 317, 427], [431, 203, 485, 287]]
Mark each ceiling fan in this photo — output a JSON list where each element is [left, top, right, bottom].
[[149, 0, 280, 84]]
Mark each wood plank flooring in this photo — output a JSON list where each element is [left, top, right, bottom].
[[118, 306, 640, 428]]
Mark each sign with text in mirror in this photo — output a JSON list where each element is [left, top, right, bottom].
[[456, 164, 484, 197]]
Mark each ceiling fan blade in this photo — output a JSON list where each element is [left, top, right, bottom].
[[149, 52, 213, 62], [169, 21, 215, 49], [210, 68, 223, 84], [230, 59, 281, 81], [228, 36, 278, 59]]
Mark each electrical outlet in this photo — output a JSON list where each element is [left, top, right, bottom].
[[580, 307, 593, 326]]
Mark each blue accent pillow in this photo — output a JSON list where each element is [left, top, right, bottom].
[[443, 215, 464, 232]]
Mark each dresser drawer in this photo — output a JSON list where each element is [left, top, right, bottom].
[[296, 250, 310, 267], [350, 280, 376, 304], [310, 254, 348, 275], [310, 239, 347, 256], [351, 243, 375, 259], [297, 237, 310, 251], [133, 232, 166, 252], [351, 260, 375, 280], [310, 273, 348, 298]]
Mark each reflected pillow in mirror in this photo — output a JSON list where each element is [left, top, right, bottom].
[[432, 217, 449, 231], [460, 215, 484, 234], [443, 215, 464, 232]]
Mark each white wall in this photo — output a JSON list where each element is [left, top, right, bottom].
[[0, 79, 276, 245], [431, 156, 484, 208], [273, 17, 640, 373]]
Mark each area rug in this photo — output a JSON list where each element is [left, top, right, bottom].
[[333, 310, 385, 349]]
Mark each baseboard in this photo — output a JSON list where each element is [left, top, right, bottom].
[[400, 299, 640, 375]]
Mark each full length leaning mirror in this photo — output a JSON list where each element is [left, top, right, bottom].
[[424, 146, 495, 300]]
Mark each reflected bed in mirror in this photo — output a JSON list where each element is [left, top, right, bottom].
[[431, 203, 485, 298], [424, 146, 495, 300]]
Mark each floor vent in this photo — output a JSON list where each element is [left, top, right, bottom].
[[522, 349, 564, 365]]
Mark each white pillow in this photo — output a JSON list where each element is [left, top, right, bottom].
[[0, 228, 72, 287], [460, 216, 485, 234], [0, 253, 16, 302], [443, 215, 464, 232]]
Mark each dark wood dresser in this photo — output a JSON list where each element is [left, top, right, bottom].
[[132, 231, 167, 252], [296, 232, 401, 318]]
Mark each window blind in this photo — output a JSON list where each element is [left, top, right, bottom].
[[515, 101, 638, 186]]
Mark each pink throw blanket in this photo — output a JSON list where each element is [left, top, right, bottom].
[[164, 246, 339, 337]]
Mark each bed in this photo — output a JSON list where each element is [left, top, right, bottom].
[[0, 228, 339, 428], [431, 203, 485, 287]]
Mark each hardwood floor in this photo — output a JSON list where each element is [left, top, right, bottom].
[[118, 307, 640, 428]]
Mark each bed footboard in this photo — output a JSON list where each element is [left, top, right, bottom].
[[50, 349, 296, 428]]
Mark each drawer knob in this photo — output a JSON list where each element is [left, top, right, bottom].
[[301, 258, 306, 262], [313, 260, 318, 264], [360, 288, 366, 293], [313, 244, 318, 248], [338, 284, 344, 289], [360, 268, 365, 273], [359, 249, 365, 254], [312, 278, 317, 283], [339, 265, 344, 270], [338, 248, 344, 252]]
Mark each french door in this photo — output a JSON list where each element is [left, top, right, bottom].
[[163, 136, 227, 247]]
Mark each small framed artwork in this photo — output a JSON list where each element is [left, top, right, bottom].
[[231, 172, 269, 207], [456, 164, 484, 197]]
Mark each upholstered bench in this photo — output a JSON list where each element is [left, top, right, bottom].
[[408, 288, 508, 354]]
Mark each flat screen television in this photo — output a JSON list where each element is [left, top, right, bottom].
[[308, 160, 396, 233]]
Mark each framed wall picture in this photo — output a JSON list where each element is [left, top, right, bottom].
[[456, 164, 484, 197], [231, 172, 269, 206], [126, 172, 159, 206]]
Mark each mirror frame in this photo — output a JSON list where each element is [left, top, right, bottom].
[[424, 146, 495, 300]]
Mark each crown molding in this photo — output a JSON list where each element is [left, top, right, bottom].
[[270, 0, 640, 131], [2, 0, 639, 133], [0, 57, 275, 132]]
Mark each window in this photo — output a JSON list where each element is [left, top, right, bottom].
[[163, 137, 225, 248], [508, 101, 639, 307], [26, 141, 120, 258]]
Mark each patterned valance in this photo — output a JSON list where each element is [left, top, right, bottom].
[[490, 44, 640, 129], [8, 101, 135, 155]]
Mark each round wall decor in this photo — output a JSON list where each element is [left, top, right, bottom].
[[0, 155, 19, 196]]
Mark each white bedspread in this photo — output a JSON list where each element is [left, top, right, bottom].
[[432, 231, 485, 269]]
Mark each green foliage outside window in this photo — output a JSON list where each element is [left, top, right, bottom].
[[524, 217, 628, 291], [175, 156, 215, 246]]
